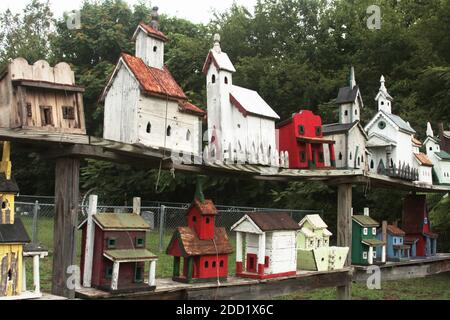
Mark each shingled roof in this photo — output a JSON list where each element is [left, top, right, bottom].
[[246, 212, 300, 232], [78, 213, 150, 231], [189, 199, 218, 216], [335, 86, 360, 104], [386, 225, 406, 237], [166, 227, 233, 257], [0, 218, 30, 244], [0, 173, 19, 193], [133, 22, 169, 42], [352, 215, 379, 227], [414, 153, 433, 167]]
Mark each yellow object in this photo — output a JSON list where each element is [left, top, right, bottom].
[[0, 141, 12, 180], [0, 244, 23, 297]]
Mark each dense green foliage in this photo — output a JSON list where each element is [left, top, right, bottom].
[[1, 0, 449, 242]]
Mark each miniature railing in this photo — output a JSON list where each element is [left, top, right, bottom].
[[377, 162, 419, 181]]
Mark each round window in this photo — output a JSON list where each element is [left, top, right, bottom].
[[378, 121, 387, 129]]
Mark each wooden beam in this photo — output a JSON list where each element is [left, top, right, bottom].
[[52, 157, 80, 298], [336, 183, 353, 300], [12, 79, 85, 93]]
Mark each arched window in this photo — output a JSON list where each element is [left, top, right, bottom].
[[146, 122, 151, 134], [429, 147, 432, 151], [212, 74, 216, 83], [204, 261, 209, 268], [339, 152, 343, 161], [344, 110, 348, 116], [224, 76, 228, 84], [238, 141, 242, 151], [153, 46, 157, 52], [370, 160, 374, 169], [357, 157, 361, 166], [220, 260, 224, 268], [166, 125, 171, 137], [1, 200, 6, 209], [192, 216, 197, 223], [186, 130, 191, 141], [390, 159, 394, 167], [355, 109, 358, 115], [268, 145, 272, 157], [206, 217, 210, 224], [349, 152, 352, 160]]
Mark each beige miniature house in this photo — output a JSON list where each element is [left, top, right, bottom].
[[0, 58, 86, 134]]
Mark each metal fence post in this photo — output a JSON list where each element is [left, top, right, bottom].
[[32, 200, 39, 244], [159, 205, 166, 252]]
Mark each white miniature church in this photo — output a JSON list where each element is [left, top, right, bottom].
[[424, 123, 450, 185], [323, 67, 368, 169], [365, 76, 418, 179], [203, 34, 282, 165], [101, 7, 205, 155]]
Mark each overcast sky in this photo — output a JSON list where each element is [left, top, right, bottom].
[[0, 0, 258, 24]]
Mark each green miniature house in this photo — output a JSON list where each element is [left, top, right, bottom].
[[351, 209, 386, 265]]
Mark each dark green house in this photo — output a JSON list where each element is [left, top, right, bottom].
[[351, 212, 386, 265]]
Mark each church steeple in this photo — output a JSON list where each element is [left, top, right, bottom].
[[375, 75, 393, 114]]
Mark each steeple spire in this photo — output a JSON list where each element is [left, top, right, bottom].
[[375, 75, 393, 113], [195, 176, 207, 203], [213, 33, 222, 54], [427, 122, 434, 138], [349, 66, 356, 89]]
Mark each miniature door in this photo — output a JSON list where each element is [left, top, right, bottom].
[[0, 252, 19, 296], [246, 254, 257, 273]]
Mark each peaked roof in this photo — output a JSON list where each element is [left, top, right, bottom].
[[335, 86, 361, 105], [189, 199, 218, 216], [133, 22, 169, 42], [299, 214, 328, 230], [386, 225, 406, 236], [367, 132, 397, 148], [166, 227, 233, 257], [414, 153, 433, 167], [323, 121, 368, 140], [0, 173, 19, 193], [365, 110, 416, 134], [0, 218, 30, 244], [245, 212, 300, 232], [202, 49, 236, 74], [352, 215, 380, 227], [78, 213, 150, 231], [178, 101, 206, 116], [230, 85, 280, 120]]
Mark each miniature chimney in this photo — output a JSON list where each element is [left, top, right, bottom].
[[426, 122, 434, 137], [363, 207, 370, 216], [213, 33, 222, 53], [150, 6, 159, 30]]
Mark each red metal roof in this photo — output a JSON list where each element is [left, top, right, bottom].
[[121, 53, 187, 100], [178, 101, 206, 116], [138, 23, 169, 42], [414, 153, 433, 167]]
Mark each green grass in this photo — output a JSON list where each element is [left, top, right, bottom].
[[21, 217, 450, 300]]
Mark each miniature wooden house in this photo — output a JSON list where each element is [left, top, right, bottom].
[[79, 199, 158, 292], [323, 67, 368, 169], [166, 198, 233, 283], [424, 123, 450, 185], [297, 214, 348, 271], [0, 58, 86, 134], [277, 110, 336, 169], [365, 76, 420, 181], [412, 136, 433, 185], [402, 194, 438, 257], [101, 7, 205, 155], [351, 209, 386, 265], [376, 224, 410, 262], [203, 34, 281, 165], [231, 212, 299, 279]]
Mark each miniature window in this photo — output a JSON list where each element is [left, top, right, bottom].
[[212, 74, 216, 83], [298, 125, 305, 135], [166, 125, 172, 136], [363, 228, 368, 235], [1, 201, 6, 209], [355, 109, 358, 115], [349, 152, 352, 160], [62, 106, 75, 120], [7, 269, 12, 281], [315, 126, 322, 136], [146, 122, 151, 134], [153, 46, 157, 52], [40, 106, 53, 126], [300, 151, 306, 162], [135, 265, 144, 283], [105, 267, 113, 279], [381, 101, 385, 105], [339, 152, 343, 161], [193, 216, 197, 223], [319, 152, 324, 163], [324, 239, 328, 245], [205, 261, 209, 268], [373, 251, 377, 258], [107, 238, 117, 249], [344, 110, 348, 116], [370, 160, 374, 169], [206, 217, 210, 224], [220, 260, 224, 268], [264, 256, 270, 268], [363, 252, 368, 260], [186, 130, 191, 141], [26, 102, 32, 117], [310, 240, 314, 246], [372, 227, 376, 235], [357, 157, 360, 166], [135, 237, 145, 248], [390, 159, 394, 168], [212, 261, 217, 268], [224, 76, 228, 84], [378, 121, 387, 130]]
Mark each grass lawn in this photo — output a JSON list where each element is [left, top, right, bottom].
[[21, 217, 450, 300]]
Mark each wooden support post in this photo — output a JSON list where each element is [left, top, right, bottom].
[[148, 260, 156, 287], [257, 233, 266, 275], [235, 232, 243, 274], [111, 261, 120, 290], [33, 255, 40, 294], [336, 183, 352, 300], [52, 157, 80, 298], [83, 195, 97, 288], [22, 259, 27, 292], [173, 257, 180, 277]]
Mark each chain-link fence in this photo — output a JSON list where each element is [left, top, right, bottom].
[[14, 195, 323, 253]]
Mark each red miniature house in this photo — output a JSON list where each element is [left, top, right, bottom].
[[166, 198, 233, 283], [402, 194, 438, 257], [277, 110, 336, 169]]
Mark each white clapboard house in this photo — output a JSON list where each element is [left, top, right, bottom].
[[323, 67, 368, 169], [231, 212, 299, 279], [411, 136, 433, 185], [101, 8, 205, 156], [424, 123, 450, 185], [203, 34, 283, 165]]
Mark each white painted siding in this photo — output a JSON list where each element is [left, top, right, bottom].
[[103, 65, 140, 144], [265, 232, 297, 275], [324, 126, 366, 169], [135, 30, 164, 70]]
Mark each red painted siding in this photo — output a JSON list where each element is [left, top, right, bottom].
[[186, 206, 215, 240], [194, 255, 228, 279]]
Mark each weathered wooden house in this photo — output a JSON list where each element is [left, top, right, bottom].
[[402, 194, 438, 257], [376, 224, 410, 261], [277, 110, 336, 169], [351, 209, 386, 265], [166, 198, 233, 283], [365, 76, 419, 180], [101, 8, 205, 155], [231, 213, 299, 279], [203, 34, 281, 165], [297, 214, 348, 271], [0, 58, 86, 134], [79, 204, 158, 292], [323, 67, 368, 169], [412, 136, 433, 185], [424, 123, 450, 185]]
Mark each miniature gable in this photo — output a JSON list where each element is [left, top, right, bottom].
[[230, 215, 263, 235]]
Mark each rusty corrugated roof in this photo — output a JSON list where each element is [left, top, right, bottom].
[[167, 227, 233, 256], [414, 153, 433, 167], [247, 212, 300, 231], [121, 53, 187, 100], [138, 22, 169, 42], [387, 225, 405, 236], [190, 198, 218, 216], [178, 100, 206, 116]]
